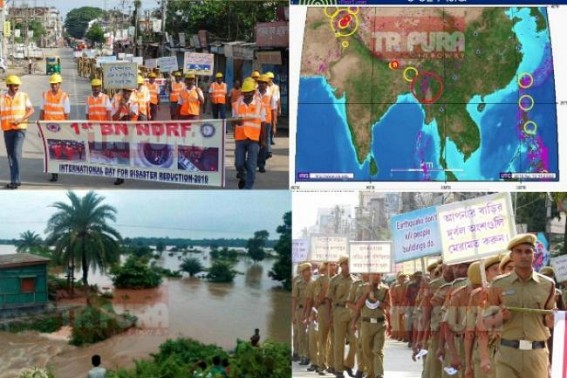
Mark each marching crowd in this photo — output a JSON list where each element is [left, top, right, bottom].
[[0, 69, 281, 189], [292, 233, 562, 378]]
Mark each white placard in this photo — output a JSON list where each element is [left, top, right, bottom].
[[349, 241, 392, 274], [102, 62, 138, 89], [157, 56, 179, 72], [437, 193, 516, 265], [183, 52, 214, 75], [145, 58, 157, 69], [551, 255, 567, 283], [292, 239, 310, 263], [308, 235, 347, 262]]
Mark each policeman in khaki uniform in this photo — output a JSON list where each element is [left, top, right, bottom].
[[292, 262, 314, 366], [327, 256, 356, 378], [351, 273, 390, 378], [463, 255, 501, 378], [487, 234, 555, 378], [348, 274, 369, 378], [292, 265, 305, 362], [304, 263, 323, 373]]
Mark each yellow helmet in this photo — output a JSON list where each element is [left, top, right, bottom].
[[241, 78, 256, 93], [185, 72, 196, 79], [257, 74, 270, 83], [137, 75, 145, 84], [251, 71, 260, 78], [266, 71, 275, 79], [215, 72, 223, 79], [174, 71, 182, 77], [5, 75, 22, 85], [148, 72, 157, 78], [49, 73, 62, 84], [91, 78, 102, 87]]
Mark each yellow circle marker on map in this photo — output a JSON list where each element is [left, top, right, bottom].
[[518, 94, 534, 112], [523, 120, 538, 136], [342, 41, 349, 48], [324, 7, 340, 18], [349, 7, 360, 15], [518, 72, 534, 89], [403, 67, 418, 82]]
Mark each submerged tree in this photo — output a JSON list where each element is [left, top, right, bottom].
[[269, 212, 291, 290]]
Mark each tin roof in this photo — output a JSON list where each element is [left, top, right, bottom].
[[0, 253, 51, 268]]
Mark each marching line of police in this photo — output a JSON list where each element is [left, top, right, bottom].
[[292, 233, 563, 378]]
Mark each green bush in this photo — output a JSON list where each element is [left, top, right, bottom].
[[112, 256, 163, 289], [206, 261, 236, 283], [7, 315, 63, 333], [70, 298, 137, 346], [180, 257, 204, 277]]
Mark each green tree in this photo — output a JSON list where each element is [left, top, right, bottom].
[[207, 261, 236, 283], [64, 7, 104, 39], [550, 192, 567, 255], [45, 191, 121, 287], [112, 255, 163, 289], [247, 230, 269, 262], [180, 257, 204, 277], [15, 230, 43, 253], [156, 240, 166, 256], [85, 23, 105, 44], [166, 1, 285, 42], [269, 212, 291, 290]]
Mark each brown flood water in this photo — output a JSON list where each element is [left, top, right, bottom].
[[0, 251, 290, 378]]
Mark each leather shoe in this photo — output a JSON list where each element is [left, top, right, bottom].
[[345, 367, 355, 377], [292, 353, 300, 362], [258, 167, 266, 173], [49, 174, 58, 182], [354, 370, 363, 378], [307, 365, 319, 371], [238, 179, 245, 189], [299, 358, 310, 365]]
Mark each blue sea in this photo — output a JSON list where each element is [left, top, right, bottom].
[[296, 7, 558, 182]]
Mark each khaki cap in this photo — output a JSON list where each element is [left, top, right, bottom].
[[499, 253, 513, 273], [467, 261, 482, 286], [539, 266, 555, 278], [508, 233, 537, 250], [484, 255, 501, 270], [299, 262, 312, 272], [338, 255, 349, 265]]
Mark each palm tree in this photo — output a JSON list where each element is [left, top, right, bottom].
[[15, 230, 43, 253], [45, 191, 122, 288], [180, 257, 204, 277]]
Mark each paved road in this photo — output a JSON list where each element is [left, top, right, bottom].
[[292, 339, 423, 378], [0, 47, 288, 190]]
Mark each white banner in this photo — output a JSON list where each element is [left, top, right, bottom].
[[102, 62, 138, 89], [96, 55, 117, 67], [551, 255, 567, 283], [157, 56, 178, 72], [308, 236, 347, 262], [292, 239, 310, 264], [437, 193, 516, 265], [37, 120, 226, 187], [552, 311, 567, 378], [349, 241, 392, 274], [183, 52, 214, 76]]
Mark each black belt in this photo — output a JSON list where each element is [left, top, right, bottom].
[[362, 317, 385, 323], [297, 305, 304, 309], [500, 339, 546, 350], [334, 303, 347, 307]]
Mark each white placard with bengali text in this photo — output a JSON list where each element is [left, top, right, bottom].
[[101, 62, 138, 89], [437, 193, 515, 264], [308, 235, 347, 262], [349, 241, 392, 274], [551, 255, 567, 283], [292, 239, 310, 263], [157, 56, 179, 72]]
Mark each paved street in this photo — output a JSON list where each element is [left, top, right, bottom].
[[0, 48, 288, 190], [292, 339, 423, 378]]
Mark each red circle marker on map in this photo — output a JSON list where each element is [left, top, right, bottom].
[[410, 71, 444, 104], [390, 61, 399, 69], [340, 15, 351, 27]]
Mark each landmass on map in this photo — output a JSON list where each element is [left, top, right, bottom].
[[300, 7, 527, 180]]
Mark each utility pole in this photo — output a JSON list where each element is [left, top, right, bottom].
[[0, 0, 5, 60], [160, 0, 167, 57]]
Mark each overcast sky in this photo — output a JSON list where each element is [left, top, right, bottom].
[[0, 190, 290, 240], [292, 192, 358, 239]]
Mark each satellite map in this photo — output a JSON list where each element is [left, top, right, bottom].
[[296, 7, 559, 182]]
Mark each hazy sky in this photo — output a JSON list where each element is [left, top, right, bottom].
[[292, 192, 358, 239], [0, 190, 290, 240], [25, 0, 160, 19]]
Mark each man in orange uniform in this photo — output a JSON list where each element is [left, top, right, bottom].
[[178, 72, 204, 120], [40, 73, 70, 182], [135, 75, 151, 121], [147, 72, 160, 120], [0, 75, 34, 189], [255, 74, 277, 174], [231, 77, 265, 189], [86, 78, 111, 121], [229, 80, 241, 113], [168, 71, 185, 119], [209, 72, 227, 120]]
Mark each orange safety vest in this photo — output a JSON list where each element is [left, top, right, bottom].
[[0, 92, 30, 131], [210, 82, 227, 104], [135, 86, 150, 116], [256, 91, 273, 124], [112, 95, 138, 121], [43, 90, 68, 120], [170, 81, 185, 102], [179, 87, 202, 116], [148, 82, 160, 104], [230, 88, 241, 104], [87, 93, 110, 121], [234, 97, 262, 142]]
